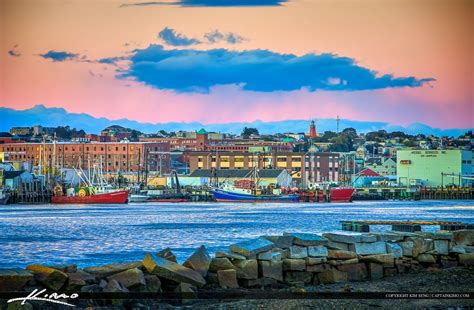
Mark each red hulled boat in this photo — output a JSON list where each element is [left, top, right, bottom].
[[51, 189, 129, 204], [330, 187, 355, 202]]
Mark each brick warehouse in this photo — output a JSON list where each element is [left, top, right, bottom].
[[185, 151, 339, 186], [0, 142, 171, 175]]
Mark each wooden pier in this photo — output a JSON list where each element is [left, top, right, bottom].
[[341, 220, 474, 233], [353, 187, 474, 201]]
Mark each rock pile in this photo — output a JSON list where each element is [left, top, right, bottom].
[[0, 230, 473, 295]]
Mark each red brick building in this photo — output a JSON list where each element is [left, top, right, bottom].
[[0, 142, 170, 174]]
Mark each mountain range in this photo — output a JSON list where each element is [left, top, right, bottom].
[[0, 105, 471, 137]]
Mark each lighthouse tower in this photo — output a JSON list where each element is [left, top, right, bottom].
[[309, 120, 317, 138]]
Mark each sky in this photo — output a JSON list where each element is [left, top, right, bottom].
[[0, 0, 472, 128]]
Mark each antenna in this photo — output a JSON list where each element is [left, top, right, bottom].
[[336, 115, 340, 133]]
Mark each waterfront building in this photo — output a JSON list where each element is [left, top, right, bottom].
[[396, 149, 473, 187], [0, 141, 171, 175], [364, 157, 397, 176], [181, 169, 293, 187], [186, 151, 339, 186], [141, 128, 293, 152], [10, 127, 32, 136]]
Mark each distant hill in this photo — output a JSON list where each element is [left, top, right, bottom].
[[0, 105, 471, 137]]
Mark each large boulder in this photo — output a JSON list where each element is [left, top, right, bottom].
[[143, 253, 206, 287], [183, 245, 211, 277], [233, 259, 258, 280], [326, 241, 349, 251], [417, 254, 436, 264], [262, 235, 295, 248], [257, 249, 282, 261], [215, 251, 247, 261], [306, 263, 331, 273], [433, 240, 449, 255], [284, 271, 312, 285], [157, 247, 178, 263], [305, 257, 327, 265], [407, 238, 433, 256], [323, 232, 376, 244], [83, 262, 142, 278], [289, 246, 308, 259], [336, 263, 368, 281], [327, 250, 357, 260], [308, 246, 328, 257], [359, 254, 395, 266], [282, 259, 305, 271], [453, 230, 474, 246], [349, 241, 387, 255], [143, 275, 161, 293], [230, 238, 275, 257], [217, 269, 239, 288], [386, 243, 403, 258], [458, 253, 474, 266], [103, 279, 128, 293], [65, 272, 87, 291], [399, 241, 415, 257], [0, 269, 33, 292], [318, 269, 348, 284], [209, 257, 237, 272], [284, 233, 328, 246], [367, 262, 384, 279], [107, 268, 146, 289], [258, 260, 283, 281], [26, 265, 68, 291]]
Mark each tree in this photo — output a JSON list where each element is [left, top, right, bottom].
[[242, 127, 259, 138], [342, 127, 357, 139]]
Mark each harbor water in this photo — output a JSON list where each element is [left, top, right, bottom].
[[1, 200, 473, 268]]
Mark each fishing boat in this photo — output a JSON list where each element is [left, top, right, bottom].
[[210, 167, 299, 203], [51, 166, 129, 204], [330, 187, 355, 202]]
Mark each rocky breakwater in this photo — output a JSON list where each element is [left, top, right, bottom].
[[0, 230, 473, 306]]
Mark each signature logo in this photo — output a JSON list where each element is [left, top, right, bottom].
[[7, 288, 78, 307]]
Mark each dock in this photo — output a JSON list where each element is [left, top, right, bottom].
[[341, 220, 474, 232]]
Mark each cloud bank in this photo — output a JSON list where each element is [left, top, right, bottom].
[[40, 50, 79, 62], [158, 27, 201, 46], [119, 44, 435, 93]]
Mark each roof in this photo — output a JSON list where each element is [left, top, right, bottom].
[[365, 158, 382, 165], [189, 169, 286, 178], [196, 128, 208, 135], [3, 170, 24, 179], [356, 168, 381, 177]]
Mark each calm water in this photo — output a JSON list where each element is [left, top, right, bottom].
[[0, 200, 473, 268]]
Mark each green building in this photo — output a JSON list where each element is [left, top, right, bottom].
[[397, 149, 472, 187]]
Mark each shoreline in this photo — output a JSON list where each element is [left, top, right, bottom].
[[1, 229, 473, 308]]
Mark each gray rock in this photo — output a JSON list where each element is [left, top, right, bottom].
[[307, 246, 329, 257], [26, 265, 68, 291], [450, 245, 466, 254], [215, 251, 247, 261], [367, 263, 384, 279], [399, 241, 415, 257], [49, 264, 77, 273], [305, 257, 327, 265], [289, 246, 308, 259], [233, 259, 258, 280], [107, 268, 145, 289], [349, 241, 387, 255], [326, 240, 349, 251], [143, 275, 161, 293], [453, 230, 474, 246], [103, 279, 128, 293], [282, 259, 306, 271], [306, 263, 331, 273], [327, 249, 357, 260], [143, 253, 206, 287], [257, 250, 282, 261], [0, 268, 33, 292], [372, 232, 404, 242], [80, 284, 102, 292], [323, 231, 376, 244], [209, 257, 237, 272], [284, 271, 312, 284], [230, 237, 275, 257], [359, 254, 395, 266], [157, 247, 178, 263], [284, 233, 328, 246], [262, 235, 294, 248], [258, 260, 283, 281], [433, 239, 449, 255], [417, 254, 436, 264], [183, 245, 211, 277], [65, 272, 87, 291], [386, 243, 403, 258], [336, 263, 368, 281], [459, 253, 474, 266], [83, 262, 142, 278], [217, 269, 239, 288], [318, 269, 348, 284]]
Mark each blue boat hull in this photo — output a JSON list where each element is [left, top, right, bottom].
[[211, 188, 299, 202]]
